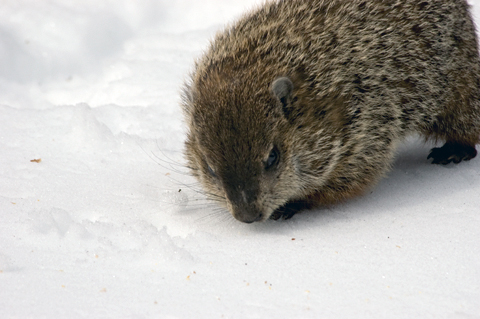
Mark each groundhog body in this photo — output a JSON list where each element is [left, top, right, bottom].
[[182, 0, 480, 223]]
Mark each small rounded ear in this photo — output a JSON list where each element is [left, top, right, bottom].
[[272, 77, 293, 104], [271, 77, 294, 117]]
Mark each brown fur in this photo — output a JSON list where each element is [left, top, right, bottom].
[[182, 0, 480, 223]]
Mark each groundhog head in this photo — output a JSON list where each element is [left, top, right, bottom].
[[183, 75, 308, 223]]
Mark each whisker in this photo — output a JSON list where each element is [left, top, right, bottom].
[[195, 206, 233, 226], [155, 140, 185, 160], [137, 140, 191, 176], [166, 177, 226, 203], [135, 141, 232, 223]]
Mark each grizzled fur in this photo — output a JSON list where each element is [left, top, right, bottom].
[[182, 0, 480, 223]]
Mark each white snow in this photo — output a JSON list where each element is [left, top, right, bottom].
[[1, 1, 479, 318]]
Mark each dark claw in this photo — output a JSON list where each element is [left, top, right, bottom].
[[269, 208, 297, 221], [428, 142, 477, 165], [269, 211, 284, 221], [270, 210, 297, 220], [269, 200, 310, 221]]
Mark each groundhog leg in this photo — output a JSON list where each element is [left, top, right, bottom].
[[428, 141, 478, 164]]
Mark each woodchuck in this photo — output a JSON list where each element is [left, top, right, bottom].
[[182, 0, 480, 223]]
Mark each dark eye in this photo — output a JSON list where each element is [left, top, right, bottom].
[[265, 147, 279, 170]]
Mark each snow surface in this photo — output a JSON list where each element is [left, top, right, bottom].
[[1, 1, 480, 318]]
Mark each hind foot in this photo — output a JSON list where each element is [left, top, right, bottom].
[[428, 142, 477, 165]]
